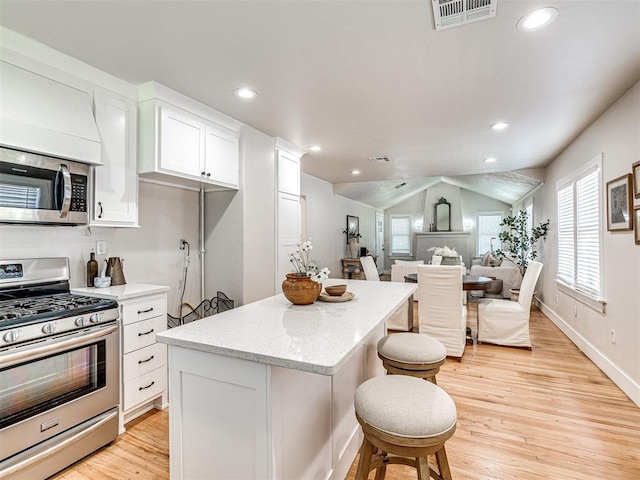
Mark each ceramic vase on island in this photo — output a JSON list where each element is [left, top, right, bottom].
[[282, 273, 322, 305]]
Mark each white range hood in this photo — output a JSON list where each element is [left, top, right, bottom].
[[0, 60, 102, 165]]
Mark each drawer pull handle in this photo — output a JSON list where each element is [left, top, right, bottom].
[[138, 328, 155, 337], [138, 355, 155, 364], [139, 381, 155, 391], [137, 307, 154, 314]]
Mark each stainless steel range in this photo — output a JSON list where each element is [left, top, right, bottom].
[[0, 257, 120, 480]]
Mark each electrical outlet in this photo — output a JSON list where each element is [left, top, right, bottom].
[[555, 293, 559, 303], [573, 305, 578, 317], [96, 240, 107, 255], [610, 329, 616, 344]]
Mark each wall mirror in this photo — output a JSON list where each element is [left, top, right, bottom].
[[435, 197, 451, 232]]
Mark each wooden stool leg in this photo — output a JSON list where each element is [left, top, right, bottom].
[[416, 456, 430, 480], [428, 375, 437, 385], [435, 446, 453, 480], [355, 437, 375, 480], [373, 451, 388, 480]]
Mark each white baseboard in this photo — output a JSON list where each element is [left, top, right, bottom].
[[538, 301, 640, 408]]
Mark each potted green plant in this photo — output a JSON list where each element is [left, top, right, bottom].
[[495, 210, 549, 278]]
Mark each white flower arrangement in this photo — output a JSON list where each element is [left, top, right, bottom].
[[428, 245, 458, 257], [289, 240, 330, 282]]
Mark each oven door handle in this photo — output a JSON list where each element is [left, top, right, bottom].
[[0, 408, 118, 478], [1, 324, 118, 368]]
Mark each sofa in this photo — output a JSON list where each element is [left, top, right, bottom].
[[469, 257, 521, 298]]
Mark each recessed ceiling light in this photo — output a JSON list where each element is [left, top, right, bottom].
[[351, 169, 361, 175], [484, 157, 497, 164], [490, 122, 510, 131], [308, 145, 321, 152], [234, 88, 257, 99], [517, 7, 558, 32]]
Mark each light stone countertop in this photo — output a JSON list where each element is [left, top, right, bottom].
[[156, 279, 417, 376], [71, 283, 170, 300]]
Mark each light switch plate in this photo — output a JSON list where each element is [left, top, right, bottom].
[[96, 240, 107, 255]]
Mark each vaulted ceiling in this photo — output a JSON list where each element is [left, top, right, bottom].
[[1, 1, 638, 207]]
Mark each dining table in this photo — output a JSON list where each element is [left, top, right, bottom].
[[403, 273, 494, 290]]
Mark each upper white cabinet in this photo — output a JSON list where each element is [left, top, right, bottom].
[[91, 89, 139, 227], [277, 149, 300, 196], [205, 124, 239, 186], [158, 104, 205, 178], [138, 82, 241, 190]]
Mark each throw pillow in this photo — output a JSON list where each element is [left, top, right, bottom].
[[487, 253, 502, 267], [481, 252, 492, 266]]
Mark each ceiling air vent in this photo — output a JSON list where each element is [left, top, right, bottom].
[[432, 0, 497, 31], [368, 156, 392, 164]]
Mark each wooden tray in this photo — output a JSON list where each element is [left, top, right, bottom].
[[318, 291, 355, 302]]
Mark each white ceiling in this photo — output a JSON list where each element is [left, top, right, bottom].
[[1, 1, 638, 207]]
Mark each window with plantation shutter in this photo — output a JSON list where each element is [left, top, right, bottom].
[[575, 170, 600, 296], [390, 214, 412, 255], [557, 184, 574, 285], [556, 155, 603, 304]]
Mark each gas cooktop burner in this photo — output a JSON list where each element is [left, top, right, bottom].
[[0, 293, 116, 325]]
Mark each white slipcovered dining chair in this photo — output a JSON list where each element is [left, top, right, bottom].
[[477, 261, 543, 349], [417, 265, 467, 358], [361, 255, 411, 331], [360, 255, 380, 281]]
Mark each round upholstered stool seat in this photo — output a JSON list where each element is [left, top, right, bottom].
[[354, 375, 457, 480], [377, 333, 447, 383]]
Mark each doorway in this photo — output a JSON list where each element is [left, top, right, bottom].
[[375, 211, 384, 273]]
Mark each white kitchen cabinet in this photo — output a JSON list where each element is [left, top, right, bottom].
[[138, 82, 241, 190], [205, 122, 239, 186], [275, 138, 304, 291], [91, 89, 139, 227], [71, 284, 170, 433], [277, 148, 300, 196], [158, 103, 206, 178]]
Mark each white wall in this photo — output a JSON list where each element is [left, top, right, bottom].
[[0, 181, 200, 317], [205, 125, 276, 306], [460, 189, 512, 257], [383, 183, 511, 269], [535, 80, 640, 406], [301, 173, 378, 279]]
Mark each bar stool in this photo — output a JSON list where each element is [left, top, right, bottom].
[[377, 332, 447, 384], [354, 375, 457, 480]]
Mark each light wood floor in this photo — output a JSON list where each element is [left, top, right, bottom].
[[51, 303, 640, 479]]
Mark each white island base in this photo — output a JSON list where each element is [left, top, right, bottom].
[[159, 280, 416, 479]]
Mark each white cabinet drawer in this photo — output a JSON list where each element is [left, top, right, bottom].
[[122, 343, 167, 382], [122, 316, 166, 354], [121, 295, 167, 325], [123, 366, 166, 411]]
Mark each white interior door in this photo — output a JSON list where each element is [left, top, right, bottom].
[[375, 212, 384, 273]]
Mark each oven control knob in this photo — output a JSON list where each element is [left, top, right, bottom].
[[90, 313, 101, 324], [3, 330, 20, 343], [42, 323, 56, 335], [75, 317, 87, 327]]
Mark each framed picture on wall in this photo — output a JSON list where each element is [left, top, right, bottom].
[[635, 208, 640, 245], [346, 215, 359, 244], [606, 174, 633, 231], [633, 160, 640, 199]]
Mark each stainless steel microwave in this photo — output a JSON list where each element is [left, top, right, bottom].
[[0, 146, 89, 225]]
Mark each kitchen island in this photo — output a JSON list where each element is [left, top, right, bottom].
[[157, 279, 416, 480]]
